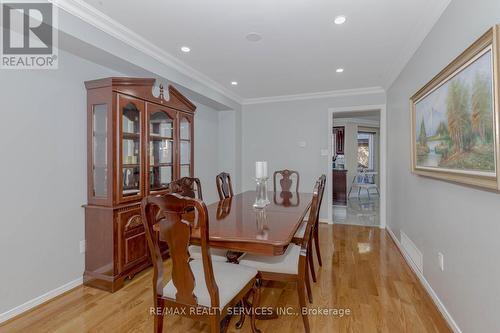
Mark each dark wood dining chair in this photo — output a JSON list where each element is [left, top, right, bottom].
[[169, 177, 228, 262], [239, 181, 321, 333], [273, 190, 300, 207], [216, 197, 233, 219], [169, 177, 203, 200], [216, 172, 234, 200], [314, 175, 326, 267], [293, 175, 326, 283], [141, 193, 261, 333], [273, 169, 300, 192]]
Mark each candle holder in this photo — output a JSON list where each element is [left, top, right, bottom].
[[253, 177, 270, 208]]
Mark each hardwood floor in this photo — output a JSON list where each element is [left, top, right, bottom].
[[0, 224, 451, 333]]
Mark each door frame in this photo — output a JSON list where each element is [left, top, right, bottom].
[[327, 104, 387, 229]]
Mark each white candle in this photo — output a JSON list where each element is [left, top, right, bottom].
[[255, 161, 268, 179]]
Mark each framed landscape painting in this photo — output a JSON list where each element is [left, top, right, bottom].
[[410, 25, 500, 190]]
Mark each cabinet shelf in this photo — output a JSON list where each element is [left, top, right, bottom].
[[123, 132, 140, 139], [149, 134, 173, 141], [123, 189, 140, 195], [149, 163, 172, 167]]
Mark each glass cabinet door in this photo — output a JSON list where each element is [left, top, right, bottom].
[[92, 104, 108, 199], [147, 106, 175, 193], [119, 95, 144, 201], [179, 115, 193, 177]]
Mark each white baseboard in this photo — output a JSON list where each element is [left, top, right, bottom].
[[386, 226, 462, 333], [0, 277, 83, 324]]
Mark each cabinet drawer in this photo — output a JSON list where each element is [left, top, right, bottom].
[[116, 207, 148, 272]]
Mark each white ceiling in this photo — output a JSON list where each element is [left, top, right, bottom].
[[81, 0, 450, 100]]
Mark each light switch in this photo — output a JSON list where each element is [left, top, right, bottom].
[[438, 252, 444, 271], [299, 141, 306, 148]]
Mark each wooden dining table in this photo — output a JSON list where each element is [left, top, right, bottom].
[[155, 190, 312, 256]]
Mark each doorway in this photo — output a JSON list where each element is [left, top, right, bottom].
[[327, 105, 387, 229]]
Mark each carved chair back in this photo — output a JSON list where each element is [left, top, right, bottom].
[[141, 193, 220, 308], [169, 177, 203, 200], [216, 197, 233, 219], [273, 190, 300, 207], [273, 169, 300, 192], [216, 172, 234, 200]]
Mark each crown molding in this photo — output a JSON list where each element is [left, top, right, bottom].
[[51, 0, 243, 104], [383, 0, 452, 89], [242, 86, 385, 105]]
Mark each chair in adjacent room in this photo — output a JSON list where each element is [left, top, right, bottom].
[[141, 193, 261, 333], [348, 171, 379, 199]]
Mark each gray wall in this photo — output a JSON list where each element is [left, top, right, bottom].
[[241, 93, 385, 219], [0, 48, 120, 314], [194, 104, 222, 205], [386, 0, 500, 331], [0, 48, 226, 315], [217, 110, 241, 192]]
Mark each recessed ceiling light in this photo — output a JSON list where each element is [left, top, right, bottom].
[[336, 68, 344, 73], [231, 81, 238, 86], [180, 46, 191, 53], [334, 16, 346, 25], [246, 32, 263, 42]]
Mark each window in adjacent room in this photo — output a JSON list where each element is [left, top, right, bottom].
[[357, 132, 375, 170]]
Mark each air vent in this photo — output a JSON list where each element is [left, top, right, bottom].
[[401, 231, 423, 273]]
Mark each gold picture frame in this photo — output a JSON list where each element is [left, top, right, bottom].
[[410, 25, 500, 190]]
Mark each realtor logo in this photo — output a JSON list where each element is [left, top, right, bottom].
[[1, 0, 58, 69]]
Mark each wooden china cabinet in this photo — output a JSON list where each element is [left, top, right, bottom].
[[83, 77, 196, 292]]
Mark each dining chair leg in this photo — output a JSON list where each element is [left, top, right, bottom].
[[235, 300, 246, 329], [297, 281, 311, 333], [314, 225, 322, 267], [250, 280, 262, 333], [209, 314, 220, 333], [305, 262, 313, 304], [154, 297, 164, 333], [221, 315, 231, 333], [308, 242, 317, 283]]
